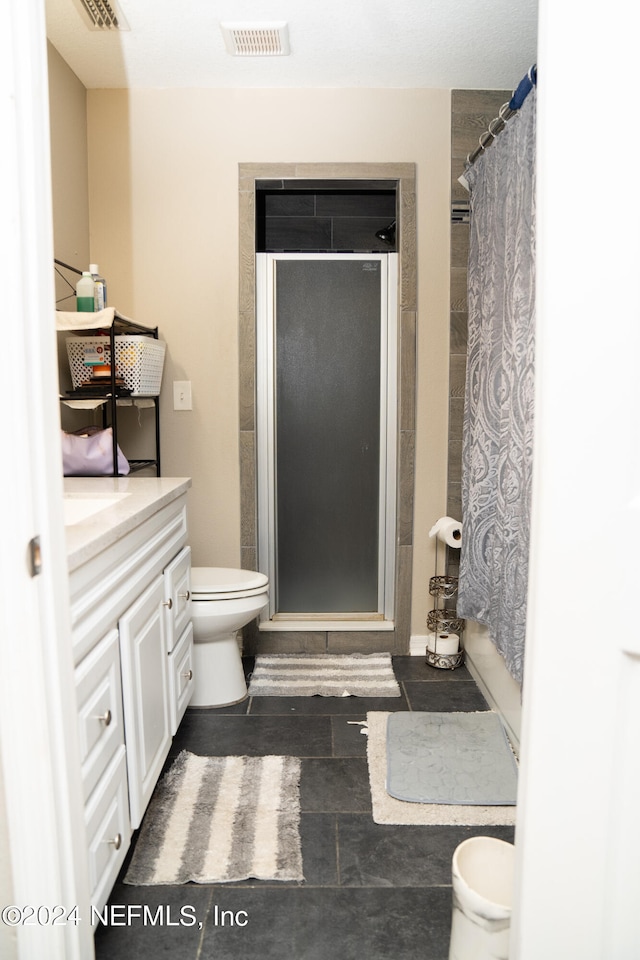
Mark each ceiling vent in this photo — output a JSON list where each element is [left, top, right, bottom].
[[72, 0, 130, 30], [220, 22, 290, 57]]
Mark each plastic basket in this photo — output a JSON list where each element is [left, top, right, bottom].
[[66, 336, 166, 396]]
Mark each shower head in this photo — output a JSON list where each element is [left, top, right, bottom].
[[375, 219, 396, 245]]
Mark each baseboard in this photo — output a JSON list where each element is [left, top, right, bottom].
[[410, 634, 428, 656]]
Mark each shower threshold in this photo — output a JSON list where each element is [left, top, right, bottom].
[[259, 618, 395, 632]]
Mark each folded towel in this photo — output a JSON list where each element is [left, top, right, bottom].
[[55, 308, 136, 331], [61, 399, 108, 410]]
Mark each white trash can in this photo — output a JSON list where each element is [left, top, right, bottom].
[[448, 836, 515, 960]]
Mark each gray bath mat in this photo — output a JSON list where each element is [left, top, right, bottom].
[[386, 712, 518, 805], [248, 652, 401, 697], [124, 751, 303, 884], [365, 713, 516, 825]]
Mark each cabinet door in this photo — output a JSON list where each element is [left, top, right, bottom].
[[85, 746, 131, 920], [119, 574, 171, 829], [168, 622, 194, 734], [75, 628, 125, 802], [163, 545, 192, 652]]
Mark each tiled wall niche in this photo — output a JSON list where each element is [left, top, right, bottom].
[[239, 163, 416, 655]]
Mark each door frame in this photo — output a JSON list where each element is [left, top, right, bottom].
[[1, 1, 93, 957], [256, 252, 398, 622], [238, 163, 416, 653]]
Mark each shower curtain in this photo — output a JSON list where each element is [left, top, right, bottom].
[[457, 87, 536, 685]]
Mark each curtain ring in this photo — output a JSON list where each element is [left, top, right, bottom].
[[498, 102, 511, 121]]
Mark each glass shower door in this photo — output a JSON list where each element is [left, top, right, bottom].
[[257, 254, 397, 619]]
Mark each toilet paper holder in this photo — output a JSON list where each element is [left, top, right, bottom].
[[426, 535, 465, 670], [426, 610, 465, 670], [427, 609, 465, 635], [429, 575, 459, 600]]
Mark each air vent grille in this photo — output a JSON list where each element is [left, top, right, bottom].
[[221, 22, 290, 57], [73, 0, 129, 30]]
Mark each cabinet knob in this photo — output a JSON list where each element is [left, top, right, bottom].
[[182, 669, 193, 681], [95, 709, 112, 726], [107, 833, 122, 851], [178, 590, 190, 602], [163, 598, 173, 610]]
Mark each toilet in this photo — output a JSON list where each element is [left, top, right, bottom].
[[190, 566, 269, 707]]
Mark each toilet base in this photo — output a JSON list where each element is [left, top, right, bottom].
[[190, 634, 248, 707]]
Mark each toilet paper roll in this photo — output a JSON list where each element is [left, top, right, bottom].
[[428, 516, 463, 548], [427, 632, 460, 655]]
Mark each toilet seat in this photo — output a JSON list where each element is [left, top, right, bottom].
[[191, 566, 269, 601]]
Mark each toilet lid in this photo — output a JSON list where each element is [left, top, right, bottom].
[[191, 566, 269, 600]]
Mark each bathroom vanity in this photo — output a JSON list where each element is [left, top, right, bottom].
[[64, 476, 194, 919]]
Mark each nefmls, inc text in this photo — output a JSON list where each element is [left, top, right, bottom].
[[93, 904, 248, 928], [94, 905, 200, 927]]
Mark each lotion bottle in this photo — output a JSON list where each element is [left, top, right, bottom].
[[76, 271, 95, 312]]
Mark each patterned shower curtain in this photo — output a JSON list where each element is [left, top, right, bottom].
[[457, 88, 536, 685]]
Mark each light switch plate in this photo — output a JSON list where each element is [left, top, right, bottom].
[[173, 380, 192, 410]]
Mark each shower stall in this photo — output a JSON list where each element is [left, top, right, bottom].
[[256, 253, 398, 623]]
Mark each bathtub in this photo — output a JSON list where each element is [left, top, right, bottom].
[[463, 620, 521, 756]]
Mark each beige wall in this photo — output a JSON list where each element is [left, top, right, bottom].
[[77, 87, 451, 638], [47, 42, 90, 302], [48, 42, 91, 406]]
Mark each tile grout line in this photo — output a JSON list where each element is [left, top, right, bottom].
[[194, 889, 215, 960], [334, 814, 342, 888]]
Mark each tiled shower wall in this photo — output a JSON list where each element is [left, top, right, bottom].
[[447, 89, 510, 578], [256, 180, 397, 253]]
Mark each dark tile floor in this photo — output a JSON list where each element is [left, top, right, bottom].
[[94, 656, 515, 960]]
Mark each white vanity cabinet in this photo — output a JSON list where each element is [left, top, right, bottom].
[[66, 479, 193, 919]]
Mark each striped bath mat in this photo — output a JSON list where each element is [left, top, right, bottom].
[[248, 652, 401, 697], [124, 751, 303, 884]]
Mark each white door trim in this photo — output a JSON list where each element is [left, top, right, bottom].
[[0, 1, 92, 957], [513, 3, 640, 956]]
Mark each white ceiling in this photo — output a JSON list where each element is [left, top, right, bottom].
[[45, 0, 538, 91]]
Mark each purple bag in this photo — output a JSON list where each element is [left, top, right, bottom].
[[61, 427, 130, 476]]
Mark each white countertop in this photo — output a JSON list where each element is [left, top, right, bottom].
[[63, 476, 191, 571]]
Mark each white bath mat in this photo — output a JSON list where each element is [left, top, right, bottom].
[[248, 652, 401, 697]]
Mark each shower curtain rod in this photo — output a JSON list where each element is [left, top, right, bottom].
[[460, 64, 537, 181]]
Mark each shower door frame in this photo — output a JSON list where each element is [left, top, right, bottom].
[[256, 253, 398, 623], [238, 162, 417, 653]]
